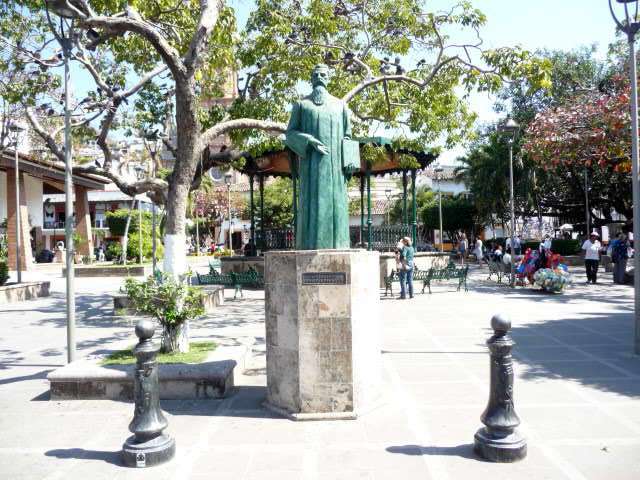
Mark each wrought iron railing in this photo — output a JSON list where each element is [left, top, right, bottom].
[[350, 224, 413, 251], [257, 228, 295, 251]]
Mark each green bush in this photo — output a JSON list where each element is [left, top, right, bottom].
[[127, 230, 164, 261], [521, 239, 581, 256], [551, 239, 581, 256], [0, 260, 9, 286], [106, 209, 153, 236], [122, 274, 204, 353], [106, 242, 122, 261]]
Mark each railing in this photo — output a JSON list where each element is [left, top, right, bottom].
[[257, 228, 295, 251], [43, 221, 108, 230], [350, 224, 413, 251]]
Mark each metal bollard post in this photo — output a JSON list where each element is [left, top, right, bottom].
[[122, 319, 175, 467], [474, 313, 527, 462]]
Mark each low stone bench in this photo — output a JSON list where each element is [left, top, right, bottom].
[[47, 343, 249, 401], [0, 281, 50, 303], [63, 265, 150, 277]]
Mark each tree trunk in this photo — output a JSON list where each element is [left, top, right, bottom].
[[120, 199, 136, 264], [163, 79, 200, 277], [161, 321, 190, 353]]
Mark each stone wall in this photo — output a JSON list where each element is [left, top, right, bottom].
[[221, 256, 264, 275]]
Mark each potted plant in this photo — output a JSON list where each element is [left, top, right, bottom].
[[122, 274, 204, 353]]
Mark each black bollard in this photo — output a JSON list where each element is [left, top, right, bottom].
[[122, 319, 175, 468], [474, 313, 527, 462]]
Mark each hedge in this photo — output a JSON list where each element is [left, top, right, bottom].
[[0, 260, 8, 286]]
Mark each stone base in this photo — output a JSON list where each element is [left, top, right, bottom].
[[474, 427, 527, 463], [265, 249, 381, 418], [122, 434, 175, 468], [0, 281, 50, 303]]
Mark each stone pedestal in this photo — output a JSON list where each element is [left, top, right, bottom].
[[264, 249, 381, 420]]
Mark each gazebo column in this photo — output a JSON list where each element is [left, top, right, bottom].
[[249, 174, 255, 247], [6, 170, 34, 271], [366, 165, 372, 251], [411, 169, 417, 246], [259, 174, 265, 251], [74, 185, 93, 259], [402, 170, 408, 225], [359, 175, 365, 248]]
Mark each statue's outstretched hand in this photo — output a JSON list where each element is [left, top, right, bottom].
[[309, 138, 329, 156]]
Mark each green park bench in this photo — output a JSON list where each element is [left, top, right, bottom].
[[208, 258, 222, 273], [422, 264, 469, 294], [384, 262, 466, 296], [487, 259, 512, 285], [197, 267, 264, 299]]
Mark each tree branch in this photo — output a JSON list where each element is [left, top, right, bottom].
[[200, 118, 286, 149], [183, 0, 221, 73], [24, 107, 64, 162]]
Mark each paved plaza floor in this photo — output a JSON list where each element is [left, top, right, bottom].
[[0, 263, 638, 479]]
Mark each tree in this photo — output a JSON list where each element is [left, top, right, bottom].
[[2, 0, 549, 277], [388, 185, 435, 224], [249, 177, 294, 229], [421, 195, 476, 243]]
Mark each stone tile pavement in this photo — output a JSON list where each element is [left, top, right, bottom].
[[0, 263, 638, 479]]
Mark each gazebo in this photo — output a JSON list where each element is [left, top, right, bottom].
[[234, 137, 437, 252]]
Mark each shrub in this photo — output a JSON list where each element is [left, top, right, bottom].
[[122, 274, 204, 353], [0, 260, 8, 286], [127, 230, 164, 261], [106, 242, 123, 262]]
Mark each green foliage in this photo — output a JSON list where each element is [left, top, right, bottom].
[[106, 242, 122, 262], [0, 260, 8, 286], [248, 177, 294, 228], [421, 196, 476, 242], [0, 234, 7, 260], [389, 187, 435, 224], [127, 230, 163, 262], [101, 341, 216, 365], [122, 274, 205, 352], [106, 209, 144, 236]]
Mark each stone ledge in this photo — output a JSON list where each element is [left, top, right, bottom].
[[47, 342, 251, 401], [0, 281, 50, 303], [62, 265, 150, 277]]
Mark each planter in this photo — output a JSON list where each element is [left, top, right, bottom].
[[0, 281, 50, 303], [63, 265, 150, 277]]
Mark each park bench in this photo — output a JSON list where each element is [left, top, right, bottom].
[[487, 259, 512, 285], [422, 264, 469, 294], [208, 258, 222, 273], [197, 267, 263, 299]]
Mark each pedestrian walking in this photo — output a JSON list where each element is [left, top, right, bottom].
[[398, 237, 415, 299], [514, 235, 522, 255], [474, 238, 484, 265], [611, 232, 630, 285], [582, 232, 602, 285], [458, 233, 468, 265]]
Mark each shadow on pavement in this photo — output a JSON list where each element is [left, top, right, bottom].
[[45, 448, 121, 466], [511, 310, 640, 399], [386, 444, 478, 460]]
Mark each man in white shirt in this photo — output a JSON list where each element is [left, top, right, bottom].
[[582, 232, 602, 284]]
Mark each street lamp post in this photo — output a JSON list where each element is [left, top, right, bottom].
[[433, 164, 444, 252], [224, 172, 233, 251], [8, 122, 25, 284], [498, 117, 520, 288], [609, 0, 640, 354], [146, 138, 160, 273], [134, 165, 145, 265], [384, 188, 392, 225]]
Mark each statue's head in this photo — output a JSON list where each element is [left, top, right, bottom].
[[311, 64, 330, 88]]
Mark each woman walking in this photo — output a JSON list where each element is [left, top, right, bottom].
[[473, 237, 484, 265], [399, 237, 415, 299]]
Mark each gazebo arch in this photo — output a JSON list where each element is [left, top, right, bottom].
[[234, 137, 437, 253]]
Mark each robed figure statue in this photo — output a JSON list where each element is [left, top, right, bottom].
[[285, 64, 358, 250]]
